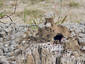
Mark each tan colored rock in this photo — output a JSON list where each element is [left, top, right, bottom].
[[65, 38, 80, 51], [38, 27, 55, 41], [26, 54, 35, 64], [38, 17, 71, 42], [42, 48, 53, 64], [45, 18, 71, 38], [32, 48, 41, 64], [52, 25, 71, 38], [26, 46, 52, 64]]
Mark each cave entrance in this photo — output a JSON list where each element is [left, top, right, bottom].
[[53, 33, 64, 43]]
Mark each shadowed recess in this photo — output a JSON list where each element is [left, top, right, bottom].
[[54, 33, 64, 42]]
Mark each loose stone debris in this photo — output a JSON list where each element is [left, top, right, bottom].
[[0, 20, 85, 64]]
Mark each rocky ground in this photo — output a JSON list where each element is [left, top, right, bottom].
[[0, 20, 84, 64], [0, 0, 85, 64]]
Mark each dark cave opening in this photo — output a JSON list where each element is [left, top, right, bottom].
[[54, 33, 64, 42]]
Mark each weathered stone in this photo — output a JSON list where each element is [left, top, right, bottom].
[[64, 38, 80, 51], [26, 54, 35, 64]]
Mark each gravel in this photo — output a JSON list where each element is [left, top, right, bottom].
[[62, 21, 85, 43]]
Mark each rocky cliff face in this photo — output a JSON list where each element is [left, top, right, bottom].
[[0, 21, 85, 64]]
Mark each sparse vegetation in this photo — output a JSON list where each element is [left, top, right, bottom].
[[69, 1, 80, 7], [23, 8, 44, 24], [30, 0, 49, 4], [0, 0, 3, 7], [56, 15, 68, 24], [0, 12, 5, 18], [24, 9, 44, 18]]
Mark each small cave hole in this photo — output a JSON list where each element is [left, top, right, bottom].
[[54, 33, 64, 42]]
